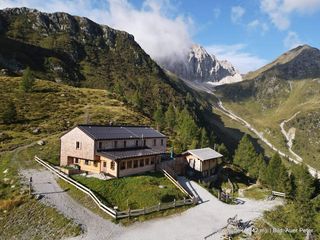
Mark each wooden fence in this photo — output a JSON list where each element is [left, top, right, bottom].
[[34, 156, 117, 218], [34, 156, 195, 219]]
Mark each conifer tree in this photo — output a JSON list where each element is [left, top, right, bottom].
[[292, 164, 315, 202], [132, 90, 143, 110], [249, 154, 264, 179], [20, 67, 35, 92], [264, 153, 282, 189], [199, 128, 209, 148], [165, 104, 176, 130], [176, 108, 199, 151], [217, 143, 230, 162], [153, 105, 164, 130], [233, 135, 259, 173], [2, 101, 17, 124]]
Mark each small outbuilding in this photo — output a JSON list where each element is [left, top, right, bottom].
[[183, 147, 223, 178]]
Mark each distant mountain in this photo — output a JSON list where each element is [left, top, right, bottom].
[[245, 44, 320, 80], [216, 44, 320, 170], [159, 44, 242, 84]]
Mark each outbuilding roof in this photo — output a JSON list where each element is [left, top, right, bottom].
[[183, 147, 223, 161], [77, 125, 166, 140], [97, 148, 165, 160]]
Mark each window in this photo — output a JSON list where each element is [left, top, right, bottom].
[[94, 161, 98, 167], [111, 161, 115, 170], [85, 160, 89, 165], [150, 158, 154, 164], [114, 141, 118, 148], [99, 142, 102, 149], [140, 159, 144, 167], [153, 139, 156, 146], [127, 160, 132, 168], [120, 161, 126, 170], [145, 158, 150, 165], [76, 141, 80, 149], [134, 160, 138, 168], [136, 140, 139, 147], [103, 162, 106, 168], [124, 140, 126, 148], [161, 139, 164, 146], [75, 158, 79, 164], [143, 139, 146, 146]]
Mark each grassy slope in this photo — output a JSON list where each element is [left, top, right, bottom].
[[0, 76, 151, 238], [0, 76, 150, 152], [72, 172, 186, 211], [219, 79, 320, 169]]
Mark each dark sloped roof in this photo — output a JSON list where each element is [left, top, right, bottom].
[[97, 148, 165, 160], [77, 125, 166, 140]]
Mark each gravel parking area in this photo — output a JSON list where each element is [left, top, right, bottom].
[[21, 169, 282, 240]]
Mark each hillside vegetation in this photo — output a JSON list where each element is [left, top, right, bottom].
[[0, 76, 151, 239], [217, 78, 320, 169], [0, 76, 150, 152], [0, 7, 212, 127], [217, 45, 320, 170]]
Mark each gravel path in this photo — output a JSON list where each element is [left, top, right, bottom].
[[280, 111, 302, 162], [21, 169, 122, 240], [196, 83, 320, 179], [21, 169, 282, 240]]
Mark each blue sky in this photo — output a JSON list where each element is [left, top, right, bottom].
[[1, 0, 320, 73]]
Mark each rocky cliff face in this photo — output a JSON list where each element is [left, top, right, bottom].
[[159, 44, 242, 84], [0, 7, 210, 117]]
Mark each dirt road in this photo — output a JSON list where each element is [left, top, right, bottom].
[[22, 169, 282, 240]]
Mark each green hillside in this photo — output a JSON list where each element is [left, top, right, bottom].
[[0, 7, 210, 121], [217, 77, 320, 169], [0, 76, 149, 152], [0, 76, 153, 238]]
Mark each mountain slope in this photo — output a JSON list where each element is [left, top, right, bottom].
[[216, 45, 320, 170], [245, 44, 320, 80], [0, 7, 209, 119], [159, 44, 242, 84]]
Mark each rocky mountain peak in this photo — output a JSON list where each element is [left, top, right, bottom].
[[159, 44, 242, 84]]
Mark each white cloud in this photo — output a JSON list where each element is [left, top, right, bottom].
[[107, 0, 193, 61], [282, 0, 320, 13], [0, 0, 193, 61], [213, 8, 221, 19], [283, 31, 302, 49], [247, 19, 269, 34], [231, 6, 245, 23], [206, 44, 268, 74], [260, 0, 320, 30]]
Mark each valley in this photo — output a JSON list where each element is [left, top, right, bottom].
[[0, 5, 320, 240], [218, 78, 320, 171]]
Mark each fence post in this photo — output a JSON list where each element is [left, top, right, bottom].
[[143, 207, 146, 215], [128, 208, 131, 217], [158, 202, 161, 211], [183, 197, 186, 204], [192, 196, 198, 204], [173, 199, 176, 208]]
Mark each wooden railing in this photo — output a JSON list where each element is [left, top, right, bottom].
[[34, 156, 195, 219], [34, 156, 117, 218]]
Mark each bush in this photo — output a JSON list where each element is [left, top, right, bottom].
[[1, 101, 17, 124]]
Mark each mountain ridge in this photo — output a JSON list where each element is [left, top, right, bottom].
[[245, 44, 320, 81], [216, 44, 320, 171], [159, 44, 242, 84]]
